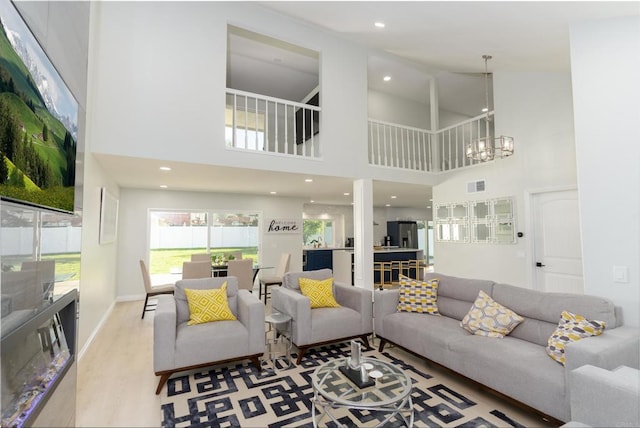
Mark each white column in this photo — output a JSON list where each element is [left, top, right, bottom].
[[353, 179, 374, 291]]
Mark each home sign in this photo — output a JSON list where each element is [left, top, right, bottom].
[[266, 218, 302, 234]]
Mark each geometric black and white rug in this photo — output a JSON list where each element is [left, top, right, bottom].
[[160, 341, 526, 428]]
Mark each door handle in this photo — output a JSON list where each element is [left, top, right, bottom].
[[536, 262, 546, 267]]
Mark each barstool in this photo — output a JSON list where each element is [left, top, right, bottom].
[[374, 261, 393, 289], [408, 259, 426, 280]]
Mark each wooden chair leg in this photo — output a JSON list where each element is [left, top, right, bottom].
[[155, 372, 171, 395], [142, 294, 150, 319], [378, 338, 387, 352], [296, 346, 308, 365], [250, 356, 262, 372], [359, 334, 372, 351]]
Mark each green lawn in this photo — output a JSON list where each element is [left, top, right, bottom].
[[149, 247, 258, 274]]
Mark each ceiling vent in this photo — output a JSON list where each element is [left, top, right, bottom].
[[467, 180, 486, 193]]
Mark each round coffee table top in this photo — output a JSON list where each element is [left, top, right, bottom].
[[312, 356, 412, 407]]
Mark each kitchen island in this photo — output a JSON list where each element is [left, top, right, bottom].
[[333, 247, 424, 285]]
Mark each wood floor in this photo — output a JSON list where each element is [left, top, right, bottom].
[[75, 298, 558, 427]]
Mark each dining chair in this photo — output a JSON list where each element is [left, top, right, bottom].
[[190, 253, 211, 262], [259, 252, 291, 304], [182, 261, 212, 279], [227, 259, 254, 291], [139, 260, 175, 319]]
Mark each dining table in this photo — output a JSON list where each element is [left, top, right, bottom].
[[211, 264, 273, 283]]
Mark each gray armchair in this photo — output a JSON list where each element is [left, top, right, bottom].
[[271, 269, 373, 364], [153, 276, 265, 394]]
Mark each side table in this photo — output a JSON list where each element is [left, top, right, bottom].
[[264, 312, 293, 370]]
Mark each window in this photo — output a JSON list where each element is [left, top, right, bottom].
[[147, 210, 260, 283], [225, 107, 265, 150], [303, 219, 334, 247]]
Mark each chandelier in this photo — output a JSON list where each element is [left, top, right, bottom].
[[466, 55, 514, 162]]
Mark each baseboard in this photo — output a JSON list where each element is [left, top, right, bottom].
[[77, 300, 116, 361], [116, 294, 145, 302]]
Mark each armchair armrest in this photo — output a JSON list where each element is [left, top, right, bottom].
[[271, 287, 311, 346], [334, 283, 373, 335], [237, 290, 265, 355], [154, 295, 177, 373], [565, 326, 640, 373], [373, 289, 400, 338], [567, 365, 640, 427]]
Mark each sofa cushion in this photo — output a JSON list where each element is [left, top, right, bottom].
[[174, 319, 249, 368], [449, 335, 569, 421], [492, 283, 616, 346], [175, 277, 239, 325], [423, 273, 494, 320], [460, 290, 524, 338], [299, 277, 340, 308], [397, 275, 440, 315], [184, 283, 236, 325], [283, 269, 332, 291], [546, 311, 606, 366]]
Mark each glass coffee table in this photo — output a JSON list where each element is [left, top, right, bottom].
[[311, 356, 414, 427]]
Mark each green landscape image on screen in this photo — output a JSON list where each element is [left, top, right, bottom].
[[0, 2, 78, 212]]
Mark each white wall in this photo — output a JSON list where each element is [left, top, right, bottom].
[[88, 2, 370, 180], [570, 16, 640, 327], [433, 72, 577, 286], [116, 188, 305, 299], [368, 90, 430, 129]]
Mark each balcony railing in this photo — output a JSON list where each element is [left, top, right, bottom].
[[226, 89, 321, 158], [368, 119, 435, 172], [226, 88, 494, 173], [368, 112, 494, 173]]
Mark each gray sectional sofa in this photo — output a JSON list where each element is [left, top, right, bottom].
[[374, 272, 640, 422]]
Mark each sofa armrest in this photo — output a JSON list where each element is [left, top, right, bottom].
[[334, 283, 373, 335], [565, 326, 640, 373], [566, 365, 640, 427], [237, 290, 265, 355], [271, 286, 311, 346], [373, 289, 400, 338], [153, 295, 177, 373]]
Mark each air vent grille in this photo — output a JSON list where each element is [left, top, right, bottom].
[[467, 180, 486, 193]]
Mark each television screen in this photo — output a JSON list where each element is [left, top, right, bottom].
[[0, 2, 78, 212], [295, 92, 319, 145]]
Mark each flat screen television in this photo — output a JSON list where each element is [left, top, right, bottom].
[[295, 92, 319, 145], [0, 2, 78, 212]]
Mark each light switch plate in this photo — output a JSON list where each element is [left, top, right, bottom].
[[613, 265, 629, 283]]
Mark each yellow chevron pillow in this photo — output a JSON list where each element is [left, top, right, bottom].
[[184, 282, 236, 325], [397, 275, 440, 315], [546, 311, 606, 365], [460, 290, 524, 338], [299, 277, 340, 308]]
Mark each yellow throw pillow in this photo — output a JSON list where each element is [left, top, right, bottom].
[[184, 282, 236, 325], [397, 275, 440, 315], [299, 277, 340, 309], [460, 290, 524, 338], [546, 311, 606, 365]]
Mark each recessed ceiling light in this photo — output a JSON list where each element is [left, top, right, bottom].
[[159, 166, 171, 171], [270, 191, 277, 195], [385, 203, 391, 207], [343, 192, 350, 196], [391, 195, 397, 199], [383, 76, 391, 82], [310, 200, 315, 203], [482, 107, 488, 113], [160, 185, 168, 189], [305, 178, 313, 183], [427, 205, 432, 209], [374, 22, 385, 28]]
